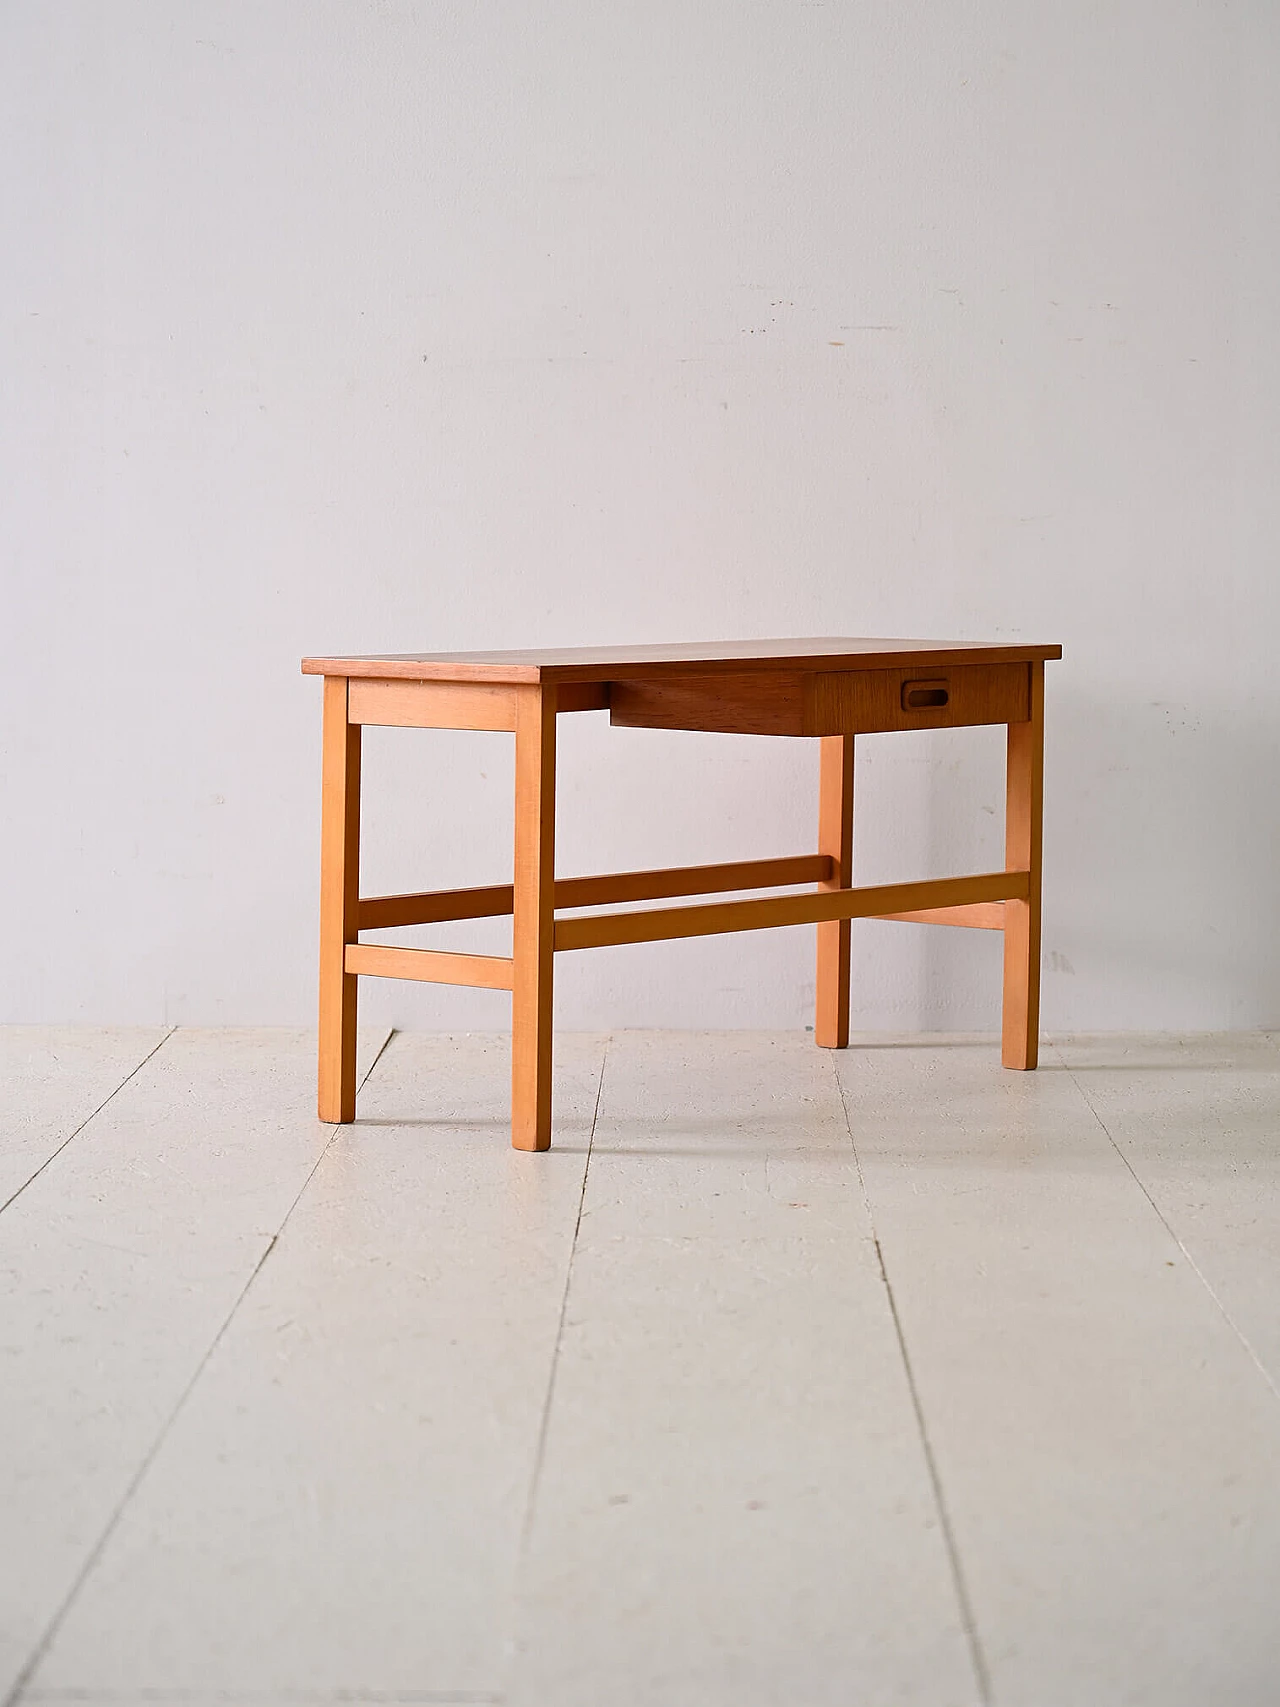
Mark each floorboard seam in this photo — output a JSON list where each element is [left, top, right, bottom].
[[514, 1034, 609, 1564], [1054, 1044, 1280, 1407], [512, 1024, 610, 1666], [499, 1034, 608, 1701], [3, 1028, 398, 1707], [830, 1055, 992, 1707], [0, 1029, 177, 1218]]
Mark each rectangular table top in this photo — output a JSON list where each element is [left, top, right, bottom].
[[302, 637, 1062, 685]]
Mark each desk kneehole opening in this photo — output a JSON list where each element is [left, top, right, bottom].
[[902, 679, 950, 710]]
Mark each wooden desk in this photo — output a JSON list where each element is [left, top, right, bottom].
[[302, 638, 1062, 1149]]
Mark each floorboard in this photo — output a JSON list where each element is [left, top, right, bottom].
[[0, 1027, 171, 1209], [1056, 1032, 1280, 1393], [835, 1036, 1280, 1707], [26, 1033, 606, 1702], [0, 1027, 390, 1705], [507, 1031, 978, 1707]]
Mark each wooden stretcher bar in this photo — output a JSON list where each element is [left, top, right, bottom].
[[554, 872, 1028, 952]]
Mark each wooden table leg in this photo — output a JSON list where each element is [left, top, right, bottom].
[[1002, 662, 1045, 1069], [512, 683, 557, 1150], [815, 733, 855, 1048], [318, 675, 361, 1121]]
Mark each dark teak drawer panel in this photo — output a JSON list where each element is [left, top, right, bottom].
[[606, 662, 1030, 737], [609, 672, 808, 735], [807, 663, 1029, 734]]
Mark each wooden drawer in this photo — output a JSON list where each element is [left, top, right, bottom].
[[807, 662, 1030, 734], [609, 672, 810, 735], [608, 663, 1029, 737]]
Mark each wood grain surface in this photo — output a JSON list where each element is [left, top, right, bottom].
[[303, 636, 1062, 685]]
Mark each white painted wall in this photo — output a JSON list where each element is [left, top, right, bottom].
[[4, 1, 1278, 1033]]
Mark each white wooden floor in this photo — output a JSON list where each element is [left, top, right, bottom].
[[3, 1028, 1280, 1707]]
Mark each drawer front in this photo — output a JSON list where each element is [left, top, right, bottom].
[[808, 663, 1030, 735], [609, 672, 808, 735]]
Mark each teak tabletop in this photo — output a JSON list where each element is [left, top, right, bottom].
[[302, 636, 1062, 684], [304, 636, 1062, 1148]]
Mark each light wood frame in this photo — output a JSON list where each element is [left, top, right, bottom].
[[314, 664, 1047, 1146], [815, 735, 854, 1047]]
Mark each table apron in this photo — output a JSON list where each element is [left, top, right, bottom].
[[347, 677, 609, 729]]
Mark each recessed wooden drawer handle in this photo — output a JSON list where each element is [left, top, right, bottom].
[[902, 679, 950, 710]]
